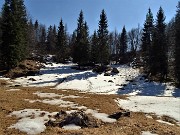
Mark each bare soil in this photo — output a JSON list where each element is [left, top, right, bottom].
[[0, 79, 180, 135]]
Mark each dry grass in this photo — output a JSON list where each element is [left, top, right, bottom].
[[0, 79, 180, 135]]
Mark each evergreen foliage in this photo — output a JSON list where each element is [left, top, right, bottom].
[[150, 7, 167, 80], [57, 19, 68, 63], [119, 26, 127, 63], [175, 1, 180, 85], [1, 0, 28, 69], [97, 9, 109, 65], [47, 25, 57, 54], [73, 10, 90, 65], [91, 30, 98, 63], [141, 8, 154, 70]]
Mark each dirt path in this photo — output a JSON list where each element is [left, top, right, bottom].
[[0, 79, 180, 135]]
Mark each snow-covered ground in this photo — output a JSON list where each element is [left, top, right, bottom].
[[1, 62, 180, 134], [116, 96, 180, 124], [6, 63, 180, 97]]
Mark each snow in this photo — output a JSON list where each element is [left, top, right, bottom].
[[62, 124, 81, 130], [8, 109, 57, 135], [85, 109, 116, 123], [8, 108, 115, 134], [33, 92, 60, 98], [6, 89, 21, 91], [2, 62, 180, 133], [156, 120, 174, 126], [9, 118, 46, 135], [116, 96, 180, 122], [141, 131, 158, 135], [25, 92, 87, 110], [8, 63, 179, 97]]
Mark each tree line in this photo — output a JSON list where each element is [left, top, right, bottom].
[[0, 0, 180, 86]]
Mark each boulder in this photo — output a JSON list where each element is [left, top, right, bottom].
[[45, 111, 98, 128], [108, 111, 130, 120]]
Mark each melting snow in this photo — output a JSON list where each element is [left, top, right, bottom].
[[141, 131, 158, 135], [7, 63, 179, 97], [116, 96, 180, 122], [6, 89, 21, 91], [156, 120, 174, 126], [62, 124, 81, 130], [8, 109, 57, 135], [85, 109, 116, 123]]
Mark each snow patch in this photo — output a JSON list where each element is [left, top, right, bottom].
[[85, 109, 116, 123], [116, 96, 180, 122], [141, 131, 158, 135], [33, 92, 60, 98], [9, 118, 46, 135], [62, 124, 81, 130], [8, 109, 57, 135], [6, 89, 21, 91], [156, 120, 174, 126]]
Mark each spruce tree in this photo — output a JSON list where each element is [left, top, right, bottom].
[[175, 1, 180, 85], [73, 10, 90, 66], [97, 9, 109, 65], [141, 8, 154, 70], [57, 19, 68, 63], [47, 25, 56, 54], [1, 0, 28, 69], [91, 30, 98, 64], [151, 7, 167, 80], [119, 26, 127, 63]]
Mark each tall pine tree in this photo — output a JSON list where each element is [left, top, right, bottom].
[[151, 7, 167, 80], [141, 8, 154, 70], [73, 10, 90, 66], [56, 19, 68, 63], [1, 0, 28, 69], [47, 25, 57, 54], [175, 1, 180, 86], [119, 26, 127, 63], [97, 9, 109, 65], [91, 30, 98, 64]]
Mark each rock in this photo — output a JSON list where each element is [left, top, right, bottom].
[[108, 80, 114, 83], [111, 68, 119, 74], [28, 78, 36, 81], [59, 111, 90, 127], [108, 111, 130, 120], [45, 111, 98, 128], [108, 112, 123, 120]]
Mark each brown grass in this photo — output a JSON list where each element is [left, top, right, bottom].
[[0, 79, 180, 135]]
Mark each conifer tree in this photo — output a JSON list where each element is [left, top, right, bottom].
[[73, 10, 90, 65], [56, 19, 68, 63], [175, 1, 180, 85], [47, 25, 56, 53], [141, 8, 154, 69], [119, 26, 127, 63], [91, 30, 98, 64], [71, 31, 77, 59], [1, 0, 28, 69], [151, 7, 167, 80], [97, 9, 109, 65], [34, 20, 39, 43]]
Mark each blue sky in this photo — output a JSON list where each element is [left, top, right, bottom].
[[0, 0, 179, 34]]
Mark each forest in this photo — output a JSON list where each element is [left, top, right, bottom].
[[0, 0, 180, 86]]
